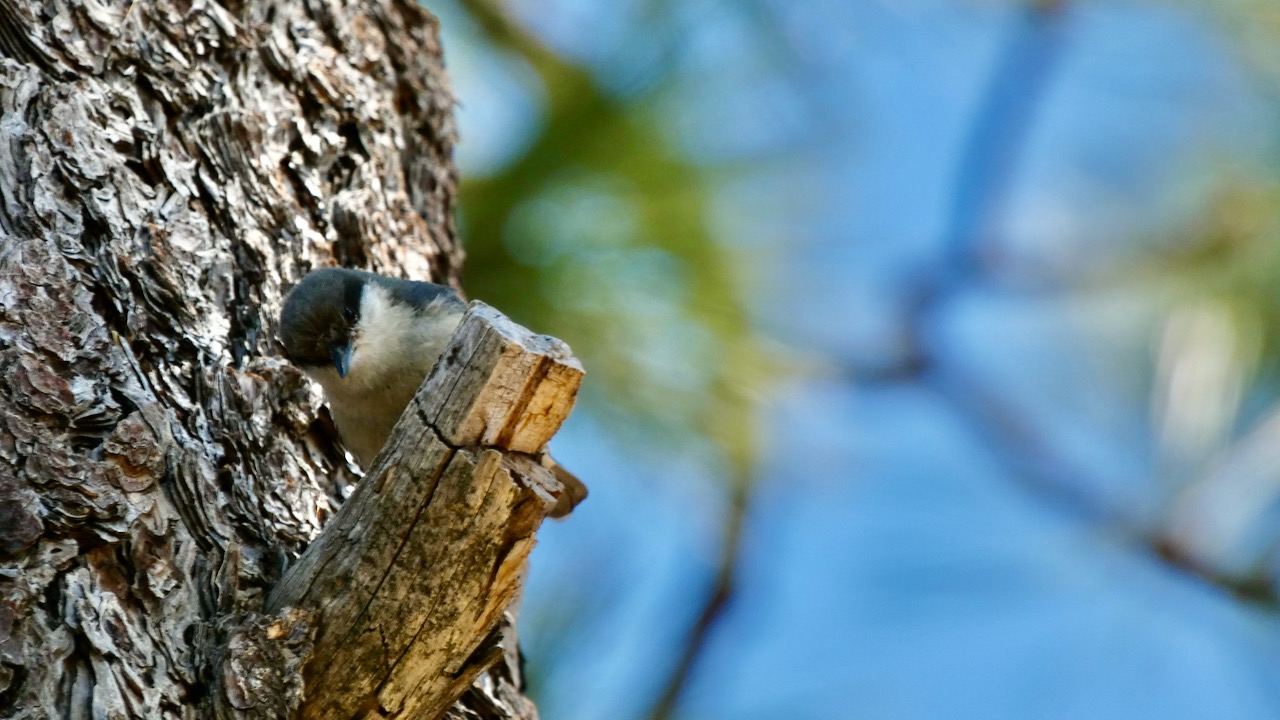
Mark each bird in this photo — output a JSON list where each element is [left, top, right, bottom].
[[279, 267, 587, 517]]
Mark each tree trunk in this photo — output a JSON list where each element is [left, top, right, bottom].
[[0, 1, 552, 717]]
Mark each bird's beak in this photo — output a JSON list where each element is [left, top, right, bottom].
[[331, 342, 353, 378]]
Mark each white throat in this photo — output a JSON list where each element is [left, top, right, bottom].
[[306, 283, 462, 465]]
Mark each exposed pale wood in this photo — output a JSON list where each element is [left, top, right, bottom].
[[266, 304, 580, 720], [420, 302, 584, 454]]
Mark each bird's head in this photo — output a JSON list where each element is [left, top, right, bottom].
[[280, 268, 366, 378], [281, 268, 466, 386]]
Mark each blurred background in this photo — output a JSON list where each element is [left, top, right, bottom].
[[429, 0, 1280, 718]]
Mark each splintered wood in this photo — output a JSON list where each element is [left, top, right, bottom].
[[418, 302, 584, 454], [266, 302, 582, 720]]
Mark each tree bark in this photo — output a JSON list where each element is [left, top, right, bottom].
[[0, 1, 551, 718]]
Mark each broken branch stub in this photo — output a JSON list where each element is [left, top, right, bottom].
[[266, 302, 582, 720], [419, 302, 584, 454]]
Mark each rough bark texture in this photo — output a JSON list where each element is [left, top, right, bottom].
[[266, 302, 579, 720], [0, 1, 546, 718]]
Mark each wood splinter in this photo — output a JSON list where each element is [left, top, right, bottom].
[[266, 301, 584, 720]]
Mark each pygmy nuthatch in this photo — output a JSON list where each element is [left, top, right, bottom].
[[280, 268, 586, 517]]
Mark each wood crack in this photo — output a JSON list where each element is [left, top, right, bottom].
[[306, 437, 455, 686], [265, 302, 582, 719]]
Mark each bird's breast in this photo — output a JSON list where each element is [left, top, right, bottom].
[[310, 364, 425, 467]]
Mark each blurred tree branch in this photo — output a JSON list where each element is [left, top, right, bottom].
[[648, 476, 751, 720], [880, 2, 1116, 523], [854, 0, 1280, 605]]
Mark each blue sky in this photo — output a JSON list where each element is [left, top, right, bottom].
[[434, 1, 1280, 717]]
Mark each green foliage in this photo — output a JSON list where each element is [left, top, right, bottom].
[[1148, 181, 1280, 385], [455, 0, 778, 478]]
